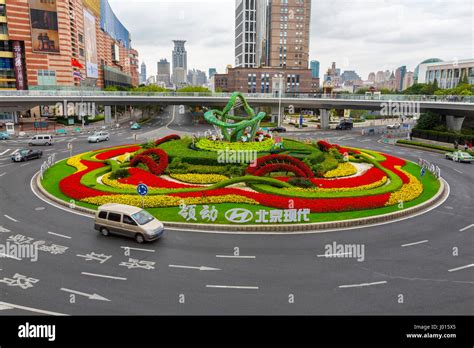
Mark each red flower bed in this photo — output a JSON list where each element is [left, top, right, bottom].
[[95, 146, 141, 160], [131, 149, 169, 175], [59, 160, 111, 200], [119, 168, 198, 188], [317, 140, 360, 155], [247, 154, 314, 178], [155, 134, 180, 146], [380, 154, 409, 183]]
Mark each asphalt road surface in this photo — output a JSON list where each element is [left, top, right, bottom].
[[0, 106, 472, 315]]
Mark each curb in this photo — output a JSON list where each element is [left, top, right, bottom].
[[395, 143, 448, 154], [34, 171, 448, 234]]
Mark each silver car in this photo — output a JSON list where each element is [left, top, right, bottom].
[[88, 131, 110, 143]]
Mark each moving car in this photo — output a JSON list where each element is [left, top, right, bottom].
[[445, 151, 473, 163], [0, 132, 10, 140], [387, 122, 401, 129], [335, 120, 353, 130], [269, 126, 287, 133], [95, 203, 164, 243], [88, 131, 110, 143], [29, 134, 53, 146], [11, 149, 43, 162], [131, 122, 141, 130]]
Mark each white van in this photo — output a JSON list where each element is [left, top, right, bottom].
[[29, 134, 53, 146], [94, 203, 164, 243]]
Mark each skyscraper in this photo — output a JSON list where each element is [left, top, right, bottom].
[[235, 0, 257, 67], [395, 65, 407, 91], [208, 68, 217, 78], [140, 62, 147, 85], [157, 58, 171, 87], [172, 40, 187, 85], [310, 60, 320, 78]]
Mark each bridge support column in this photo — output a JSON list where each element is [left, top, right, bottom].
[[104, 105, 112, 124], [446, 115, 465, 132], [320, 109, 330, 130], [270, 106, 280, 126]]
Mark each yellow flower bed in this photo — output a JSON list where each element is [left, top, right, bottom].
[[170, 173, 229, 184], [82, 194, 258, 208], [116, 153, 132, 164], [324, 163, 358, 178], [288, 176, 388, 193], [102, 172, 136, 190], [66, 154, 88, 172], [385, 166, 423, 206]]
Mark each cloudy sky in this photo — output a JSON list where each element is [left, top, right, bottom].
[[109, 0, 473, 80]]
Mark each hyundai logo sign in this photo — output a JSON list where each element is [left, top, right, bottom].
[[225, 208, 254, 224]]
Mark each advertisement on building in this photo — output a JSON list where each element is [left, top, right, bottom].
[[83, 9, 99, 79], [100, 0, 130, 49], [28, 0, 60, 54], [83, 0, 101, 16], [12, 41, 27, 90]]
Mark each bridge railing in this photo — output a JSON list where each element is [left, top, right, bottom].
[[0, 90, 473, 103]]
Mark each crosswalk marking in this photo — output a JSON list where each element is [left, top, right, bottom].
[[0, 149, 10, 156]]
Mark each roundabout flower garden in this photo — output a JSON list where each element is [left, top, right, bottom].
[[39, 93, 441, 227]]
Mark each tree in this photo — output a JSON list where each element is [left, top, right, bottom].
[[177, 86, 211, 93], [459, 72, 469, 86], [415, 111, 442, 130]]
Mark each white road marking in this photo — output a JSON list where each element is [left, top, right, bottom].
[[120, 246, 155, 253], [0, 253, 21, 260], [60, 288, 110, 301], [216, 255, 256, 259], [401, 240, 429, 247], [11, 149, 19, 155], [0, 301, 67, 316], [206, 285, 259, 290], [0, 226, 10, 233], [0, 303, 13, 311], [4, 214, 18, 222], [35, 207, 45, 211], [19, 163, 30, 167], [81, 272, 127, 280], [0, 172, 6, 177], [339, 281, 387, 288], [317, 252, 353, 258], [453, 169, 463, 174], [0, 149, 10, 156], [448, 264, 474, 273], [169, 265, 221, 271], [48, 231, 72, 239], [0, 163, 13, 168], [459, 224, 474, 232]]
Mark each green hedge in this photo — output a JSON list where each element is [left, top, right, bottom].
[[397, 140, 474, 154], [412, 129, 474, 143]]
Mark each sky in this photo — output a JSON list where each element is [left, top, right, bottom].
[[109, 0, 474, 80]]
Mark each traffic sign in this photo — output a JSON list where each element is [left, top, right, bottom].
[[137, 184, 148, 197], [420, 167, 426, 177]]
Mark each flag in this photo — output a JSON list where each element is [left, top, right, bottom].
[[73, 71, 85, 80], [71, 58, 84, 69]]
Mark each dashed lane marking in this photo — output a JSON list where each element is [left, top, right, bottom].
[[459, 224, 474, 232], [120, 246, 155, 253], [0, 301, 68, 316], [48, 232, 72, 239], [448, 264, 474, 273], [339, 281, 388, 289], [81, 272, 127, 280], [206, 285, 259, 290], [216, 255, 256, 259], [3, 215, 18, 222], [401, 240, 429, 247], [0, 149, 10, 156]]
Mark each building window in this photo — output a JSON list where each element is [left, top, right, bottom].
[[79, 48, 84, 57], [78, 33, 84, 44]]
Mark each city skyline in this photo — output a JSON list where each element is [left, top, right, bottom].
[[110, 0, 473, 80]]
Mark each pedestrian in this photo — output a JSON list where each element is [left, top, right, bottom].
[[464, 143, 468, 151], [454, 140, 458, 150]]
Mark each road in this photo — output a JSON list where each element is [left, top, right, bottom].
[[0, 106, 472, 315]]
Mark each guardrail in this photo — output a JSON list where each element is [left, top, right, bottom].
[[0, 90, 473, 103]]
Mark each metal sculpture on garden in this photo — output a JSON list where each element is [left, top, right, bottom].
[[204, 92, 266, 142]]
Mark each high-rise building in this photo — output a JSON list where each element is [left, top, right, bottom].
[[235, 0, 257, 67], [157, 58, 171, 87], [417, 58, 474, 88], [140, 62, 147, 85], [368, 72, 376, 83], [402, 71, 414, 90], [375, 71, 385, 83], [1, 0, 139, 91], [172, 40, 187, 85], [341, 70, 361, 83], [310, 60, 320, 78], [395, 65, 406, 91], [187, 69, 207, 86], [208, 68, 217, 78]]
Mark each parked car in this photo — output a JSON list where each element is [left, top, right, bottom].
[[94, 203, 164, 243], [130, 122, 141, 130], [29, 134, 53, 146], [11, 149, 43, 162], [269, 126, 287, 133], [88, 131, 110, 143], [445, 151, 473, 163], [387, 122, 401, 129], [0, 132, 10, 140], [336, 120, 353, 130]]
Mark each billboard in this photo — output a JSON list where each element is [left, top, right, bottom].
[[100, 0, 130, 49], [83, 9, 98, 78], [28, 0, 60, 54], [83, 0, 101, 16], [12, 41, 27, 90]]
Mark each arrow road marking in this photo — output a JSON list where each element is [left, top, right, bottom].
[[339, 281, 388, 288], [0, 301, 68, 316], [0, 226, 10, 233], [206, 285, 259, 290], [120, 246, 155, 253], [459, 224, 474, 232], [401, 240, 429, 247], [448, 264, 474, 273], [0, 253, 21, 260], [0, 303, 13, 311], [81, 272, 127, 280], [169, 265, 221, 271], [60, 288, 110, 301], [4, 215, 18, 222]]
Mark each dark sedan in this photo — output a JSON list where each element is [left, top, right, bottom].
[[269, 126, 287, 133], [11, 149, 43, 162]]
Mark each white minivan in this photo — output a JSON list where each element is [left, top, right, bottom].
[[29, 134, 54, 146], [95, 204, 164, 243]]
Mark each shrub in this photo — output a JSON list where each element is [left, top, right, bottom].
[[155, 134, 181, 146], [288, 177, 315, 188], [110, 168, 130, 180]]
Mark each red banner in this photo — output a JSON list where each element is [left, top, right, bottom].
[[12, 41, 26, 90]]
